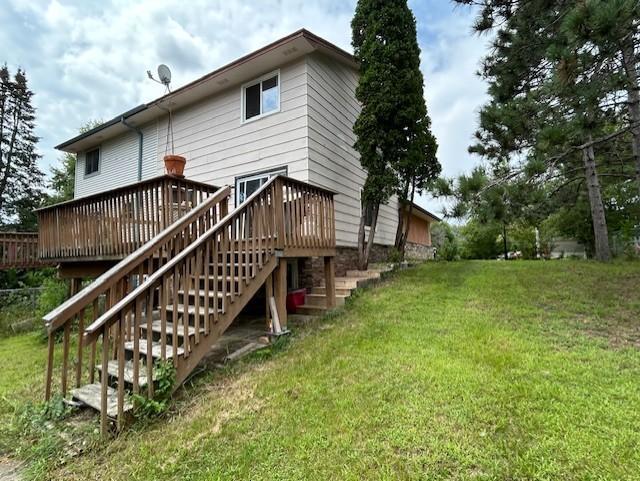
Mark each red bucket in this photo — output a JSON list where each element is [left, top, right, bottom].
[[286, 288, 306, 313]]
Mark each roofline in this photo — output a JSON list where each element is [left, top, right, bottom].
[[55, 29, 356, 151], [404, 201, 441, 222]]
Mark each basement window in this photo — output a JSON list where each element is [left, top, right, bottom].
[[85, 148, 100, 176], [242, 71, 280, 122]]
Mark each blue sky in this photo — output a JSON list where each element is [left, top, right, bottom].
[[0, 0, 490, 215]]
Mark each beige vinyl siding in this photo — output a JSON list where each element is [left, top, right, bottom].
[[74, 121, 158, 199], [154, 59, 309, 205], [75, 59, 309, 203], [305, 53, 399, 247]]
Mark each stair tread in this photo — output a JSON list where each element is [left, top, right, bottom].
[[71, 383, 133, 418], [178, 289, 231, 298], [96, 359, 152, 386], [142, 320, 205, 337], [306, 293, 348, 299], [124, 339, 184, 359], [166, 304, 222, 317]]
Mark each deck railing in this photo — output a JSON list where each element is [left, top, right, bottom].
[[36, 176, 219, 262], [0, 232, 53, 269], [43, 175, 335, 433]]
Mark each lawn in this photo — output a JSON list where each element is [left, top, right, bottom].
[[1, 260, 639, 480]]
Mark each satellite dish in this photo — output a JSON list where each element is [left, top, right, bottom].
[[157, 64, 172, 86]]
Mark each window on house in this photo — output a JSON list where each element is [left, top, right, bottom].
[[243, 72, 280, 122], [361, 192, 374, 227], [85, 148, 100, 176], [235, 167, 287, 206]]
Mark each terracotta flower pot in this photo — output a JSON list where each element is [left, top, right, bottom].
[[164, 154, 186, 177]]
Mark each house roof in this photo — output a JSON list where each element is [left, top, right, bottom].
[[57, 29, 357, 153], [405, 202, 441, 222]]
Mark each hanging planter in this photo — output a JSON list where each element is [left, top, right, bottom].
[[164, 154, 186, 177], [163, 106, 186, 177]]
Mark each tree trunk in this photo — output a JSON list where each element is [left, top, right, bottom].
[[582, 138, 611, 261], [502, 222, 508, 260], [357, 202, 380, 270], [620, 35, 640, 196], [395, 181, 416, 261], [357, 206, 367, 270]]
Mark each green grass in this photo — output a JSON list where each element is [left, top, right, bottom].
[[2, 260, 640, 480]]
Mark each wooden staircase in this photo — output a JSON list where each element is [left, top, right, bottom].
[[42, 176, 336, 434]]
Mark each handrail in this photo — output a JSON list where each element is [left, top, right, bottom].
[[44, 185, 230, 333], [35, 175, 218, 212], [83, 176, 280, 340]]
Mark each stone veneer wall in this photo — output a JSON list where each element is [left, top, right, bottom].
[[405, 242, 435, 261], [299, 244, 394, 289]]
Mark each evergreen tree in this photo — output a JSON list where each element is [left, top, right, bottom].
[[453, 0, 632, 260], [0, 65, 43, 228], [351, 0, 434, 268]]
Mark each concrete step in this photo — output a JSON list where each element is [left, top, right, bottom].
[[295, 304, 328, 316], [345, 270, 382, 279], [305, 293, 347, 307], [70, 383, 133, 418], [310, 286, 353, 296]]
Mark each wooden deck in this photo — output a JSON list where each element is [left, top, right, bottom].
[[0, 232, 54, 269], [36, 175, 219, 263], [41, 175, 337, 435]]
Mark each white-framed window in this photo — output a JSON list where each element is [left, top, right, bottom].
[[241, 70, 280, 123], [235, 167, 287, 206], [84, 148, 100, 177]]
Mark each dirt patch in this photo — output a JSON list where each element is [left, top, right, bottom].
[[0, 457, 23, 481]]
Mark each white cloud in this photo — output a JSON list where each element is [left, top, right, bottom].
[[2, 0, 488, 219]]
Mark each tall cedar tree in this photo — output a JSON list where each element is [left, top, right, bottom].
[[453, 0, 634, 260], [352, 0, 435, 268], [0, 65, 43, 229]]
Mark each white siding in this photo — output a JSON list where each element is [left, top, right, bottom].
[[75, 59, 308, 203], [74, 122, 158, 198], [305, 53, 399, 247], [154, 59, 309, 205]]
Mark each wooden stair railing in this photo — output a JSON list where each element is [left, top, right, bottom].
[[79, 177, 282, 433], [43, 185, 231, 402], [43, 176, 336, 435]]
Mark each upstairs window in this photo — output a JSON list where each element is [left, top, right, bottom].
[[242, 71, 280, 122], [85, 148, 100, 176]]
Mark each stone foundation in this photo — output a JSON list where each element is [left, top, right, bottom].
[[405, 241, 434, 261], [299, 244, 394, 289]]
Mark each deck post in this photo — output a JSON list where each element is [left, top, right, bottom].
[[324, 256, 336, 309], [274, 259, 287, 329], [265, 272, 273, 331]]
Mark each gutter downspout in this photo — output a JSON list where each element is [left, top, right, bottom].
[[120, 116, 143, 181], [121, 116, 144, 245]]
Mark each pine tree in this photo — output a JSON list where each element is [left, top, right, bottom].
[[453, 0, 624, 260], [351, 0, 433, 269], [0, 65, 43, 227]]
